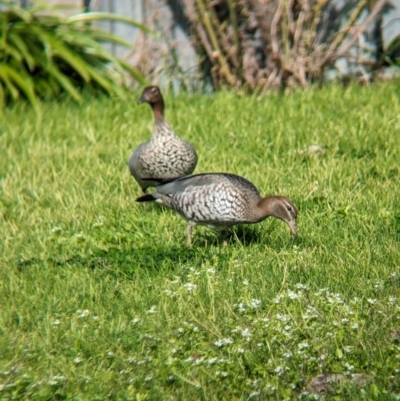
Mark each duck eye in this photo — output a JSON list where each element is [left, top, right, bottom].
[[151, 87, 157, 93], [286, 205, 292, 212]]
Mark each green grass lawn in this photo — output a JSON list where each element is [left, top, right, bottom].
[[1, 82, 399, 400]]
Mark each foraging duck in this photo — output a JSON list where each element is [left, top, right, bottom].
[[136, 173, 298, 245], [129, 86, 198, 192]]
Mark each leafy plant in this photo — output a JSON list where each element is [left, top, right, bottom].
[[0, 1, 153, 110]]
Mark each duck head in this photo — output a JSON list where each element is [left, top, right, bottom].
[[257, 195, 298, 235]]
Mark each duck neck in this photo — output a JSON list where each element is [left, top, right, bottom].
[[151, 100, 165, 122], [253, 197, 274, 222]]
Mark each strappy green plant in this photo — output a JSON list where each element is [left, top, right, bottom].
[[0, 1, 153, 111]]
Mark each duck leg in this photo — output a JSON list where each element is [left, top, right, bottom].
[[185, 224, 194, 246], [219, 230, 229, 246]]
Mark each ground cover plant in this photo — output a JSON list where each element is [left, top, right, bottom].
[[1, 82, 400, 400]]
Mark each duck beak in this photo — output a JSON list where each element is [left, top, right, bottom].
[[137, 96, 145, 104], [288, 220, 298, 235]]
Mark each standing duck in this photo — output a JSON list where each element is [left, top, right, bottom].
[[129, 86, 198, 192], [136, 173, 298, 245]]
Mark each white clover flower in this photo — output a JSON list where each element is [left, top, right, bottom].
[[73, 357, 83, 364], [208, 357, 218, 365], [367, 298, 377, 305], [106, 351, 114, 357], [177, 327, 185, 334], [283, 351, 292, 359], [351, 322, 359, 329], [146, 305, 156, 314], [249, 299, 261, 309], [284, 324, 292, 331], [183, 282, 197, 292], [341, 318, 350, 324], [257, 342, 263, 347], [131, 317, 140, 325], [52, 319, 61, 326], [237, 347, 245, 354]]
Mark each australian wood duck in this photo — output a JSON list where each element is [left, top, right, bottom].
[[136, 173, 298, 245], [129, 86, 198, 192]]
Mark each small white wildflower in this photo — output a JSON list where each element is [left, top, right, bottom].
[[221, 372, 229, 377], [208, 357, 218, 365], [92, 316, 99, 321], [243, 280, 249, 286], [73, 357, 83, 364], [284, 324, 292, 331], [367, 298, 377, 305], [52, 319, 61, 326], [344, 362, 354, 372], [326, 332, 333, 337], [344, 346, 353, 353], [235, 302, 247, 313], [77, 309, 90, 318], [283, 351, 292, 359], [274, 366, 285, 375], [298, 341, 310, 350], [249, 299, 261, 309], [248, 391, 260, 398], [106, 351, 114, 357], [390, 272, 397, 279], [144, 375, 153, 382], [237, 347, 245, 354], [389, 297, 396, 306], [146, 305, 156, 314], [52, 376, 66, 382], [276, 313, 290, 322], [257, 342, 263, 347], [183, 282, 197, 292], [207, 268, 216, 274], [241, 328, 252, 338], [341, 318, 350, 324], [131, 317, 140, 325], [51, 226, 62, 234], [177, 327, 185, 334], [287, 290, 299, 300]]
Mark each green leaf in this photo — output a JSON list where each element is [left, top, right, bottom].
[[67, 12, 156, 36], [8, 31, 36, 71], [45, 63, 83, 103]]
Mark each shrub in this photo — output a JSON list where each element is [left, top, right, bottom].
[[180, 0, 388, 91], [0, 0, 153, 110]]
